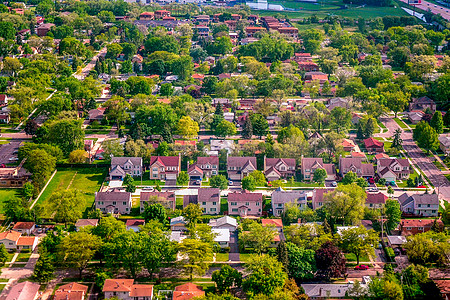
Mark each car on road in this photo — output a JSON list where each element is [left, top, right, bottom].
[[354, 265, 369, 270], [8, 157, 18, 161], [331, 181, 337, 187], [142, 187, 154, 191], [368, 187, 378, 192]]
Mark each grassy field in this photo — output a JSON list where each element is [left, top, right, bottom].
[[253, 0, 409, 19], [37, 167, 107, 217], [0, 189, 21, 214]]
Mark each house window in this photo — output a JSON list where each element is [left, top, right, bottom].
[[231, 202, 237, 206], [211, 208, 216, 212], [305, 169, 310, 172], [256, 202, 260, 206], [418, 227, 423, 230], [232, 208, 238, 212], [370, 204, 373, 207], [432, 210, 436, 213], [406, 227, 412, 230], [112, 202, 116, 205], [153, 168, 158, 172], [213, 202, 217, 205], [305, 175, 310, 178], [153, 174, 157, 178], [245, 202, 250, 206], [277, 203, 283, 208], [418, 204, 421, 207], [123, 202, 127, 205], [248, 208, 251, 211], [427, 204, 430, 207], [202, 202, 206, 205]]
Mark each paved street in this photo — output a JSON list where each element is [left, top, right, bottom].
[[398, 0, 450, 21], [0, 141, 23, 164]]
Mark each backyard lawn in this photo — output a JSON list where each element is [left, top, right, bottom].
[[0, 189, 21, 214], [345, 253, 370, 263], [37, 167, 107, 217]]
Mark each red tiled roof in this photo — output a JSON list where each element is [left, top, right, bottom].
[[0, 230, 21, 242], [17, 236, 37, 246], [364, 137, 384, 149], [173, 283, 204, 300], [149, 156, 179, 167], [13, 222, 35, 230], [103, 279, 134, 292], [126, 219, 145, 227], [401, 219, 443, 228], [262, 219, 283, 227]]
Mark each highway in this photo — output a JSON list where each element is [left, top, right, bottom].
[[399, 0, 450, 21]]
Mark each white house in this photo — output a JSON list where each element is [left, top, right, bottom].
[[208, 216, 238, 232], [211, 228, 230, 248]]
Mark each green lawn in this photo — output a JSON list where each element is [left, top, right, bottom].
[[16, 252, 31, 263], [240, 253, 258, 263], [215, 253, 229, 262], [397, 168, 419, 188], [37, 167, 107, 217], [135, 171, 165, 186], [0, 189, 21, 214], [281, 181, 324, 188], [394, 118, 408, 129], [345, 253, 370, 263]]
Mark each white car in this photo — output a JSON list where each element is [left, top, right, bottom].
[[229, 181, 233, 186], [9, 157, 18, 161]]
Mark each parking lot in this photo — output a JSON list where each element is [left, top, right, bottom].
[[0, 141, 22, 165]]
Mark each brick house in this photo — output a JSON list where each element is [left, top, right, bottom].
[[95, 191, 132, 215], [183, 188, 220, 215], [187, 156, 219, 181], [398, 193, 439, 217], [271, 188, 308, 217], [227, 157, 257, 181], [140, 191, 176, 212], [149, 155, 181, 181], [301, 157, 336, 181], [103, 279, 153, 300], [339, 157, 375, 179], [366, 192, 387, 209], [109, 157, 143, 181], [228, 190, 263, 217], [400, 219, 444, 235], [263, 157, 296, 182], [377, 158, 411, 182], [0, 160, 32, 188], [364, 137, 385, 153]]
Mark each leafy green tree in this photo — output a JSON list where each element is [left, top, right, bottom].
[[33, 251, 54, 283], [24, 149, 56, 190], [104, 230, 142, 278], [57, 232, 102, 278], [47, 189, 86, 226], [403, 231, 450, 266], [106, 43, 123, 59], [215, 120, 236, 138], [413, 121, 439, 153], [313, 168, 327, 183], [143, 203, 167, 225], [160, 83, 174, 97], [392, 129, 403, 150], [323, 183, 366, 225], [385, 91, 409, 118], [329, 107, 352, 133], [178, 238, 213, 280], [285, 242, 316, 281], [212, 265, 243, 293], [284, 224, 332, 251], [177, 171, 189, 186], [183, 203, 203, 228], [342, 171, 357, 185], [430, 111, 444, 134], [93, 216, 126, 242], [243, 255, 288, 296], [209, 175, 228, 190], [0, 21, 15, 40], [369, 276, 403, 300], [384, 199, 401, 232], [0, 245, 8, 266], [242, 117, 253, 139], [239, 221, 276, 254], [177, 116, 199, 138], [211, 104, 224, 130], [22, 182, 35, 199], [250, 114, 269, 137], [241, 176, 257, 191], [276, 241, 289, 273], [46, 118, 85, 156], [337, 226, 378, 265], [315, 241, 347, 280], [103, 96, 131, 127]]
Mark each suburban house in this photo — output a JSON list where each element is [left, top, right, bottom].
[[173, 283, 205, 300], [208, 216, 238, 232], [271, 188, 308, 217], [366, 192, 387, 209], [0, 160, 32, 188], [227, 157, 257, 181], [263, 157, 296, 181], [262, 219, 283, 233], [228, 190, 263, 217], [439, 134, 450, 155], [149, 155, 181, 181], [400, 219, 444, 235], [209, 139, 235, 154], [126, 219, 145, 232], [12, 222, 35, 235], [409, 96, 436, 112], [312, 188, 333, 210], [5, 282, 40, 300], [170, 216, 187, 232], [408, 111, 425, 124], [187, 156, 219, 181], [95, 191, 132, 215], [301, 157, 336, 181], [0, 94, 8, 106], [0, 230, 38, 251], [54, 282, 89, 300], [75, 219, 98, 231], [377, 158, 411, 181], [364, 137, 384, 153], [183, 188, 220, 215], [327, 97, 350, 110], [387, 235, 407, 250], [88, 107, 106, 123], [0, 112, 10, 124], [340, 138, 357, 152], [211, 228, 231, 248], [36, 23, 55, 36], [398, 193, 439, 217], [103, 279, 153, 300], [302, 278, 370, 299], [140, 191, 176, 212], [109, 157, 143, 181], [339, 157, 375, 178], [433, 280, 450, 300]]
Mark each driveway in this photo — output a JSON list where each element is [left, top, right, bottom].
[[228, 231, 240, 262], [0, 141, 22, 164]]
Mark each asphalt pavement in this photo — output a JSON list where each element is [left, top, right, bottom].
[[0, 141, 22, 165]]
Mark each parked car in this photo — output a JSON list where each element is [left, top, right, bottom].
[[195, 180, 201, 185], [368, 177, 375, 184], [368, 187, 378, 192], [354, 265, 369, 270], [229, 181, 233, 186], [331, 181, 337, 187]]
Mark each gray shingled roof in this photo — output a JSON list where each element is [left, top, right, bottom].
[[111, 157, 142, 166]]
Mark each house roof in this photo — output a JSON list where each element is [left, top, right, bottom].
[[401, 219, 443, 228], [366, 192, 387, 204], [313, 188, 334, 205], [103, 279, 134, 292], [261, 219, 283, 227], [211, 228, 230, 243], [375, 153, 390, 160], [13, 222, 35, 230], [228, 191, 262, 202], [411, 193, 439, 206], [378, 158, 410, 168], [75, 219, 98, 227], [301, 284, 350, 298], [5, 282, 40, 300], [196, 156, 219, 165], [17, 236, 37, 246], [272, 189, 308, 204], [173, 283, 205, 300], [364, 137, 384, 149], [387, 235, 407, 245], [198, 188, 220, 202], [54, 282, 89, 300], [149, 156, 180, 167], [95, 191, 131, 202], [111, 157, 142, 167], [341, 138, 356, 148], [439, 135, 450, 147], [209, 216, 237, 228], [130, 284, 153, 297], [227, 156, 257, 168], [140, 191, 175, 202], [170, 216, 186, 226], [0, 230, 21, 242], [433, 280, 450, 295], [265, 158, 296, 168], [351, 152, 366, 158], [126, 219, 145, 227]]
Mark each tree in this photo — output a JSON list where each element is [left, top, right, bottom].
[[242, 117, 253, 139], [183, 203, 203, 228], [392, 129, 403, 150], [250, 113, 269, 137], [47, 189, 86, 226], [33, 252, 54, 283], [329, 107, 351, 133], [46, 118, 85, 156], [285, 242, 316, 281], [342, 171, 357, 185], [385, 91, 409, 117], [104, 230, 142, 278], [276, 241, 289, 273], [68, 149, 87, 163], [210, 175, 228, 190], [0, 245, 7, 266], [313, 168, 327, 184], [212, 265, 242, 293], [178, 238, 213, 280], [243, 255, 288, 296], [284, 224, 332, 251], [93, 216, 126, 242], [143, 203, 167, 224], [323, 183, 366, 225], [369, 276, 403, 300], [0, 21, 15, 40], [403, 231, 450, 266], [384, 199, 401, 232], [160, 83, 174, 97], [102, 139, 124, 159], [57, 232, 102, 278], [215, 120, 236, 138], [22, 182, 35, 199], [24, 119, 39, 136], [106, 43, 123, 59], [413, 121, 439, 153], [239, 221, 276, 254], [337, 226, 378, 265], [315, 241, 347, 280], [177, 171, 189, 186], [177, 116, 199, 138], [103, 96, 131, 127], [24, 149, 56, 190], [241, 176, 257, 191], [430, 111, 444, 134]]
